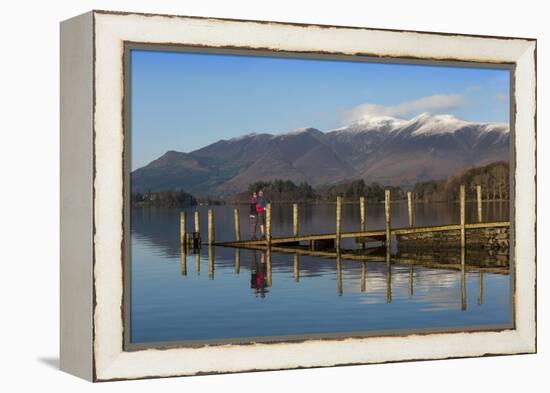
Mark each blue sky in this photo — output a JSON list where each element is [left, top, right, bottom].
[[130, 49, 510, 169]]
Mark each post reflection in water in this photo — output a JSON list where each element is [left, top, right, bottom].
[[195, 251, 200, 275], [235, 249, 240, 274], [461, 247, 466, 311], [293, 254, 299, 282], [250, 251, 270, 298], [336, 253, 343, 296], [360, 261, 366, 293], [208, 246, 215, 280], [266, 250, 272, 287], [180, 244, 187, 276], [386, 250, 392, 304], [408, 265, 413, 297], [478, 271, 484, 305]]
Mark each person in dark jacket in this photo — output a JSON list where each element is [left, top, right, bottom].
[[256, 190, 267, 240], [249, 192, 258, 240]]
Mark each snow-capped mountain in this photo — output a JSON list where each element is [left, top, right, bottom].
[[131, 113, 510, 195]]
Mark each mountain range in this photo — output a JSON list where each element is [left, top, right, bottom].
[[131, 112, 510, 196]]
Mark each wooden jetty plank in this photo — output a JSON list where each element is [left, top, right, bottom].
[[216, 221, 510, 247]]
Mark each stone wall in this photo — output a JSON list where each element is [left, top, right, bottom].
[[396, 227, 509, 251]]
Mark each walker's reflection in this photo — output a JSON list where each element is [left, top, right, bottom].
[[250, 251, 270, 298]]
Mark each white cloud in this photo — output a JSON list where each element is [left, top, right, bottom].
[[343, 94, 465, 123]]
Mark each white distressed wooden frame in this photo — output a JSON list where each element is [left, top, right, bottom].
[[60, 10, 536, 382]]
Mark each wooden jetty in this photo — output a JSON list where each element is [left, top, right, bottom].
[[180, 184, 510, 257]]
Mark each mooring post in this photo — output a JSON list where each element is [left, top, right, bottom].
[[233, 208, 240, 241], [359, 196, 366, 249], [266, 203, 272, 247], [460, 185, 466, 249], [194, 210, 200, 248], [336, 196, 342, 251], [207, 209, 214, 245], [293, 254, 299, 282], [407, 191, 413, 227], [180, 211, 186, 244], [385, 190, 391, 252], [476, 185, 483, 223], [293, 203, 299, 237]]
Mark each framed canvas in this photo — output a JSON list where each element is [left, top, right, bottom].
[[60, 10, 537, 381]]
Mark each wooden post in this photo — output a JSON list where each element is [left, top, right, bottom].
[[233, 208, 240, 241], [293, 203, 299, 237], [266, 203, 272, 247], [293, 254, 299, 282], [336, 196, 342, 251], [407, 191, 413, 227], [360, 261, 366, 292], [180, 211, 186, 244], [207, 209, 214, 245], [194, 210, 200, 241], [235, 249, 240, 274], [195, 253, 200, 275], [359, 196, 365, 231], [385, 190, 391, 252], [359, 197, 366, 249], [460, 185, 466, 249], [476, 185, 483, 223]]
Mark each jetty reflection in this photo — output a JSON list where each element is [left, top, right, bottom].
[[179, 243, 507, 309]]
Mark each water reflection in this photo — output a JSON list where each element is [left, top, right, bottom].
[[250, 251, 270, 298], [176, 241, 503, 309], [131, 204, 512, 344]]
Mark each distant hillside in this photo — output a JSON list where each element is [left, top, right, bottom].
[[131, 113, 509, 196]]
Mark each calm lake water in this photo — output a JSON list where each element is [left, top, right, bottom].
[[130, 201, 512, 345]]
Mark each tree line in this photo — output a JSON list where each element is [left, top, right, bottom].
[[413, 161, 509, 202], [131, 161, 510, 206], [131, 189, 197, 208]]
